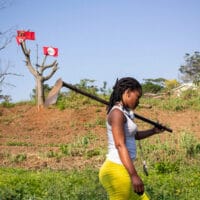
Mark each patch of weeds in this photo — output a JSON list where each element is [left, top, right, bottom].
[[11, 154, 27, 163], [40, 143, 60, 147], [46, 150, 62, 160], [60, 144, 74, 156], [0, 116, 14, 125], [75, 134, 93, 148], [84, 122, 96, 128], [6, 141, 33, 146], [0, 152, 10, 159], [57, 103, 66, 111], [95, 108, 102, 113], [95, 117, 106, 127], [154, 160, 180, 174], [46, 150, 57, 158], [81, 136, 90, 146], [84, 117, 105, 128], [195, 144, 200, 154], [85, 148, 101, 158], [24, 127, 36, 131], [60, 144, 85, 156], [180, 131, 199, 158], [70, 122, 79, 130], [162, 98, 185, 111], [60, 133, 96, 156]]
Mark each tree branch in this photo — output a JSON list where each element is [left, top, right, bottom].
[[0, 26, 15, 51], [21, 42, 38, 77], [41, 55, 47, 66], [43, 62, 58, 81], [41, 60, 57, 73]]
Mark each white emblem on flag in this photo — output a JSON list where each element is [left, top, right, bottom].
[[47, 47, 55, 56], [19, 38, 24, 43]]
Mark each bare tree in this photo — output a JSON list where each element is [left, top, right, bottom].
[[0, 26, 18, 102], [0, 0, 15, 50], [0, 61, 21, 101], [0, 27, 15, 51], [0, 26, 16, 88], [20, 40, 58, 107], [0, 27, 16, 101], [0, 0, 18, 101], [0, 1, 15, 51]]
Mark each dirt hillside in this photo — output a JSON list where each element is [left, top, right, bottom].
[[0, 104, 199, 170]]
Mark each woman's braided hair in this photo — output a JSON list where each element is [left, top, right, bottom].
[[107, 77, 142, 114]]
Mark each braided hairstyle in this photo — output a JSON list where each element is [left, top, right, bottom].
[[107, 77, 142, 114]]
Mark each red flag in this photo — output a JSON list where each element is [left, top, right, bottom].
[[16, 30, 35, 44], [43, 47, 58, 57], [16, 36, 26, 45], [16, 30, 26, 45], [24, 31, 35, 40], [17, 30, 26, 37]]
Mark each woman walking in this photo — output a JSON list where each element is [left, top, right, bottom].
[[99, 77, 164, 200]]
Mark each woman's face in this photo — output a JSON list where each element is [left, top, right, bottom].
[[122, 89, 142, 110]]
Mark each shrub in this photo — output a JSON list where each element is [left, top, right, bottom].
[[154, 161, 180, 174], [180, 131, 199, 158]]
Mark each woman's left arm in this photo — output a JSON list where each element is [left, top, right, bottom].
[[135, 127, 164, 140]]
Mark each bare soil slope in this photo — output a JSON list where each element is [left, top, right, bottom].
[[0, 104, 199, 170]]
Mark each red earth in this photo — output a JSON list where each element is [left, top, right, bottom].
[[0, 104, 199, 170]]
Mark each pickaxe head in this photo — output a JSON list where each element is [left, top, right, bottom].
[[45, 78, 63, 107]]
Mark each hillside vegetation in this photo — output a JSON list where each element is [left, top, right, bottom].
[[0, 88, 200, 199]]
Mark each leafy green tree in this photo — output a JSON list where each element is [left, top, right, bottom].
[[179, 51, 200, 84], [142, 78, 165, 93], [75, 79, 98, 94]]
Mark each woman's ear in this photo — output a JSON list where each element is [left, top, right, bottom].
[[124, 89, 131, 98]]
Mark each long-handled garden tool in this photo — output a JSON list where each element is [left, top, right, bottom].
[[45, 78, 173, 133]]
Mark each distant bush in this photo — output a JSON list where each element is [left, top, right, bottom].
[[0, 101, 15, 108], [55, 79, 110, 110]]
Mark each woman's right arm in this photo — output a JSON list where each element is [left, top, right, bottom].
[[108, 109, 144, 194]]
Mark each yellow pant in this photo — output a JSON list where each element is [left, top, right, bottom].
[[99, 159, 150, 200]]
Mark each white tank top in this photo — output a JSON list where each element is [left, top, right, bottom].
[[106, 105, 138, 164]]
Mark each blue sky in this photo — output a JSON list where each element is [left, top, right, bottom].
[[1, 0, 200, 102]]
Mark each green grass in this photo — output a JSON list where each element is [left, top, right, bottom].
[[0, 163, 200, 200], [0, 168, 107, 200], [59, 131, 105, 158], [0, 130, 200, 199], [142, 165, 200, 200], [6, 141, 33, 147]]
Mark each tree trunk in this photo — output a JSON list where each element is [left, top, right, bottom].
[[36, 77, 44, 107]]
